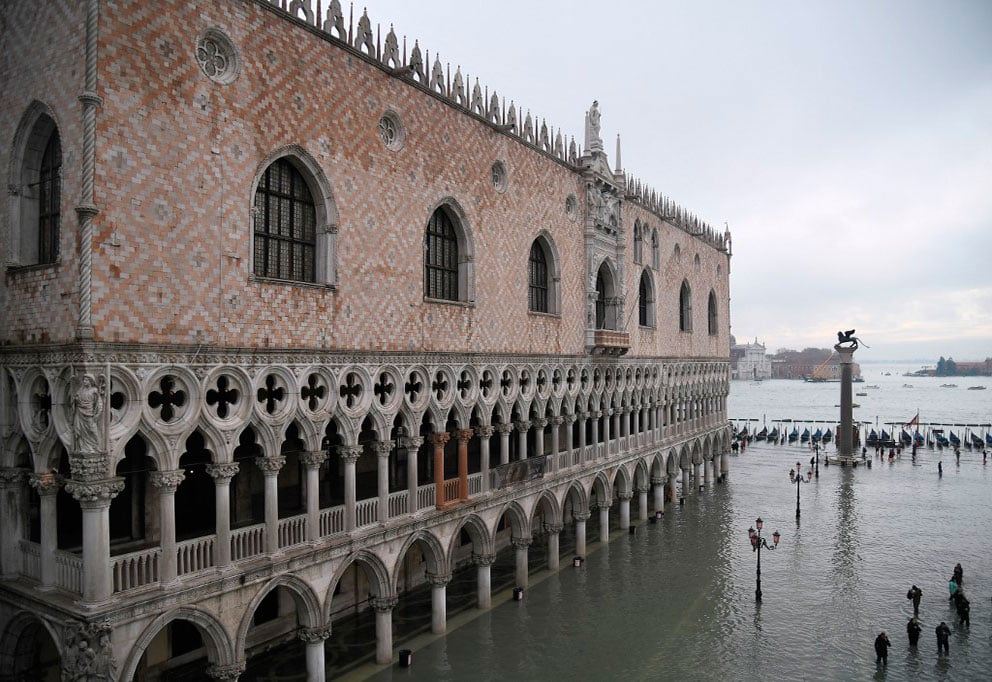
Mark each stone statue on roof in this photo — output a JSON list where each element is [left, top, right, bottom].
[[585, 100, 604, 153]]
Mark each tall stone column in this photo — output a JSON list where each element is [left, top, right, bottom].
[[577, 412, 587, 461], [612, 408, 621, 442], [255, 456, 285, 554], [430, 433, 450, 509], [299, 451, 326, 541], [550, 417, 563, 469], [602, 410, 611, 453], [374, 441, 392, 523], [206, 462, 238, 567], [404, 436, 423, 513], [563, 414, 576, 461], [298, 626, 331, 682], [426, 572, 451, 634], [590, 412, 600, 456], [496, 423, 512, 465], [703, 458, 711, 489], [512, 537, 531, 588], [597, 503, 610, 543], [64, 477, 124, 603], [477, 426, 493, 493], [149, 470, 185, 585], [574, 511, 590, 557], [547, 523, 563, 570], [474, 554, 495, 608], [668, 474, 677, 503], [29, 472, 60, 589], [637, 486, 649, 521], [371, 596, 398, 665], [532, 418, 547, 460], [712, 456, 721, 483], [619, 492, 631, 529], [456, 429, 472, 501], [721, 452, 730, 478], [0, 469, 27, 578], [836, 343, 857, 459], [339, 445, 361, 530], [652, 476, 666, 513], [681, 466, 690, 497], [515, 421, 530, 460]]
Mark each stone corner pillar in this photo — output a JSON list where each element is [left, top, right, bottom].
[[254, 456, 286, 554], [298, 625, 332, 682], [63, 476, 125, 604], [370, 596, 399, 665], [149, 469, 185, 585], [206, 462, 239, 567]]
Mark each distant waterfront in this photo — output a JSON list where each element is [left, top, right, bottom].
[[357, 364, 991, 682]]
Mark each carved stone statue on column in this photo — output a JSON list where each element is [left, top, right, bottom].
[[71, 373, 105, 454], [585, 100, 604, 153]]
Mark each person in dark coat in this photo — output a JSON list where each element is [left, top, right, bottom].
[[874, 631, 891, 664], [936, 621, 951, 655], [957, 595, 970, 627], [953, 562, 963, 586], [906, 617, 922, 647], [906, 584, 922, 616]]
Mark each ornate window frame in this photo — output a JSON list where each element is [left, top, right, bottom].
[[423, 198, 475, 305]]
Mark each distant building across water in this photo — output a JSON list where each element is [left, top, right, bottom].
[[730, 336, 772, 380]]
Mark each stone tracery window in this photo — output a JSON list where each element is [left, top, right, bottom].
[[425, 207, 459, 301], [253, 158, 317, 283]]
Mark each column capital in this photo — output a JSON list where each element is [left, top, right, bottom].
[[618, 491, 633, 501], [149, 469, 185, 492], [533, 417, 548, 429], [564, 413, 578, 424], [594, 501, 612, 512], [547, 523, 564, 534], [206, 462, 240, 482], [605, 408, 614, 417], [428, 432, 450, 447], [64, 477, 124, 508], [0, 467, 28, 488], [425, 571, 452, 587], [339, 445, 363, 462], [374, 441, 394, 458], [299, 450, 327, 468], [494, 423, 514, 435], [510, 536, 532, 550], [476, 425, 495, 438], [551, 416, 565, 427], [576, 411, 588, 420], [254, 456, 286, 475], [403, 436, 424, 450], [592, 411, 603, 419], [634, 485, 651, 495], [206, 662, 246, 681], [513, 420, 531, 433], [370, 596, 399, 613], [297, 625, 332, 643], [456, 428, 474, 443], [28, 471, 61, 495], [473, 553, 496, 567], [573, 511, 591, 522]]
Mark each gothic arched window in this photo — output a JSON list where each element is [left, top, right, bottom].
[[425, 208, 459, 301], [708, 290, 718, 336], [639, 270, 654, 327], [528, 241, 549, 313], [679, 280, 693, 333], [253, 158, 317, 282]]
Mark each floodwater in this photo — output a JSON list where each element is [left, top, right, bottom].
[[360, 366, 992, 682]]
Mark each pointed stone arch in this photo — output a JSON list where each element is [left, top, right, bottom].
[[493, 500, 529, 538], [324, 550, 392, 620], [234, 574, 323, 658], [392, 529, 448, 588], [120, 608, 236, 682], [0, 611, 63, 678], [447, 513, 494, 563]]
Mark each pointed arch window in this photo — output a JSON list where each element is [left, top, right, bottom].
[[595, 271, 607, 329], [528, 241, 549, 313], [679, 280, 693, 332], [638, 270, 654, 327], [36, 132, 62, 264], [12, 109, 63, 267], [425, 208, 459, 301], [708, 289, 718, 336], [253, 158, 316, 282]]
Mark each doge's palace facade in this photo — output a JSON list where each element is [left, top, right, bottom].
[[0, 1, 732, 679]]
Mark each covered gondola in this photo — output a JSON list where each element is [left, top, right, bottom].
[[822, 428, 833, 443], [949, 431, 961, 447], [900, 430, 912, 446], [800, 428, 810, 444], [867, 429, 879, 447], [788, 428, 799, 443], [812, 428, 823, 443], [755, 426, 768, 441]]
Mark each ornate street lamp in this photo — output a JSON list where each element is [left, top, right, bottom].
[[747, 517, 780, 602], [813, 441, 820, 477], [789, 462, 812, 518]]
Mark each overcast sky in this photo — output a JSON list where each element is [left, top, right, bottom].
[[357, 0, 992, 362]]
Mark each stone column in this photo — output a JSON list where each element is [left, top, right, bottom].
[[512, 536, 531, 588], [496, 423, 512, 465], [612, 408, 621, 442], [206, 462, 239, 567], [597, 503, 611, 543], [255, 456, 285, 553], [297, 626, 331, 682], [619, 492, 632, 529], [515, 421, 530, 460], [574, 511, 590, 557], [652, 476, 666, 513], [563, 414, 576, 460], [149, 470, 185, 585], [703, 458, 711, 489], [547, 523, 563, 570], [681, 466, 689, 497], [836, 344, 856, 459], [426, 572, 451, 634], [371, 596, 398, 665], [602, 410, 611, 454], [577, 412, 587, 461], [474, 554, 495, 608], [721, 452, 730, 478], [637, 486, 649, 521], [28, 472, 60, 589], [374, 441, 393, 523], [550, 417, 563, 469], [668, 473, 677, 502], [532, 418, 547, 460], [712, 456, 720, 483], [590, 412, 600, 456], [206, 662, 245, 681], [477, 426, 493, 493], [299, 451, 327, 541], [64, 477, 124, 603], [430, 433, 450, 509], [339, 445, 361, 530], [0, 469, 27, 578], [456, 429, 472, 501], [405, 436, 423, 513]]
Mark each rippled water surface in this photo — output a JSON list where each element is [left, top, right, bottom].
[[367, 369, 991, 682]]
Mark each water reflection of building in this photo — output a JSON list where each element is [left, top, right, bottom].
[[730, 337, 772, 380], [0, 2, 733, 680]]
